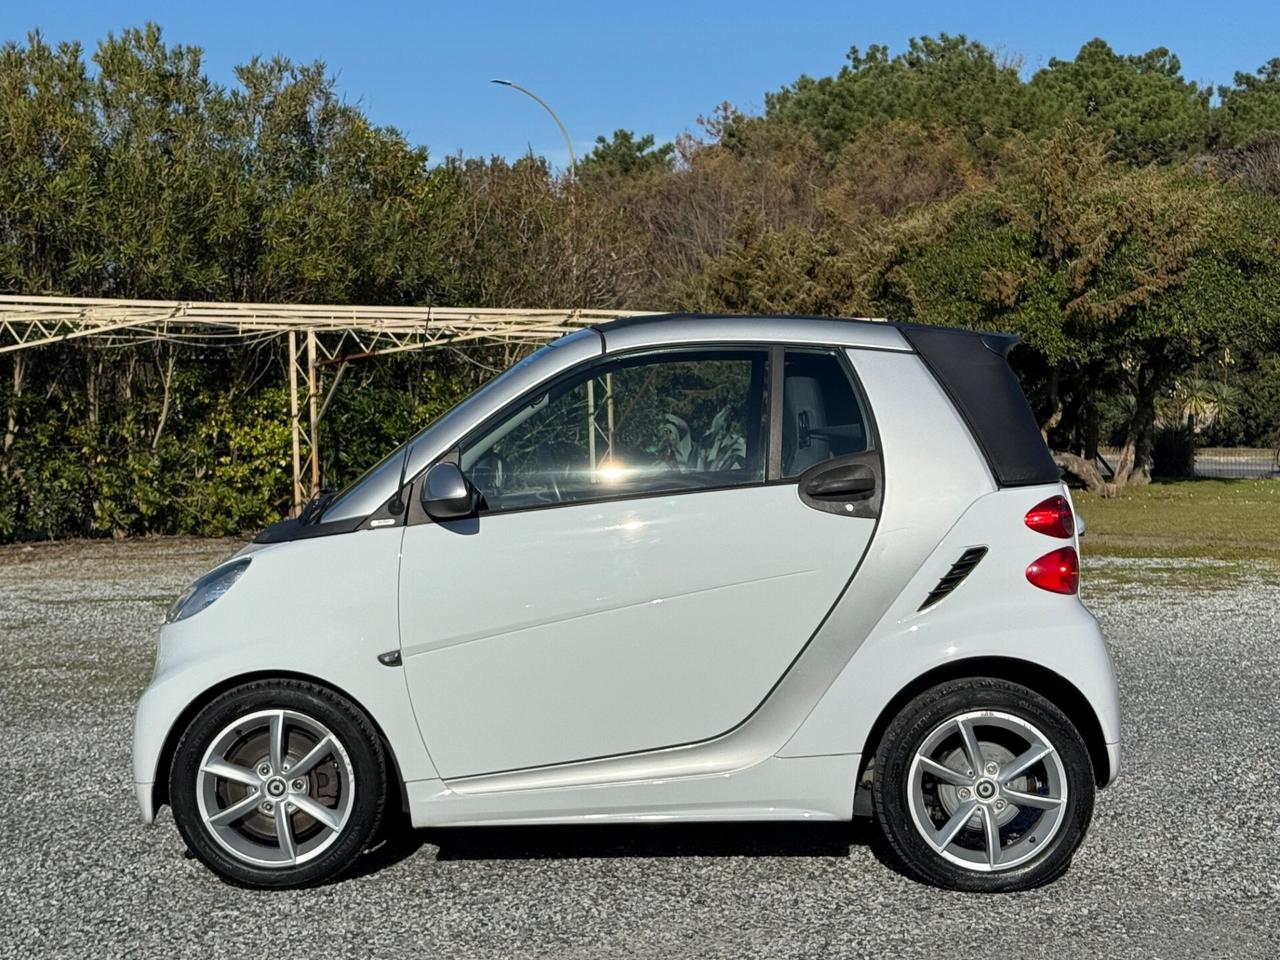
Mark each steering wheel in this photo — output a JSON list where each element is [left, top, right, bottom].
[[533, 442, 564, 503], [470, 450, 509, 506]]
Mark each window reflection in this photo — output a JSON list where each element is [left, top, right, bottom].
[[461, 350, 768, 512]]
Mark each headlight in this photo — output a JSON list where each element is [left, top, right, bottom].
[[167, 558, 251, 623]]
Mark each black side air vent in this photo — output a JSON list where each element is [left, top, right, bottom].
[[919, 547, 988, 611]]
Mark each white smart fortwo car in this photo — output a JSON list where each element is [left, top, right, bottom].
[[134, 314, 1120, 892]]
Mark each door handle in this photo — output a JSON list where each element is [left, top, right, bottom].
[[804, 470, 875, 500], [797, 452, 882, 518]]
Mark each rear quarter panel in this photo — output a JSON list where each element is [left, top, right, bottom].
[[779, 484, 1121, 771]]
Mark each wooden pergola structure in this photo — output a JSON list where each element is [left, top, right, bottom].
[[0, 294, 646, 512]]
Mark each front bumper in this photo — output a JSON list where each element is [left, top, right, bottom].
[[132, 666, 178, 820]]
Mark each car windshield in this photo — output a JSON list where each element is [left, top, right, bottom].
[[316, 435, 417, 523], [318, 340, 570, 523]]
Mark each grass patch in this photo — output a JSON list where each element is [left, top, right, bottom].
[[1076, 479, 1280, 592], [1082, 556, 1266, 597], [1075, 478, 1280, 562]]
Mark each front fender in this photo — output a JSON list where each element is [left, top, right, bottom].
[[131, 529, 437, 821]]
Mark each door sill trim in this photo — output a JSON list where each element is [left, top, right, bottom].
[[443, 737, 752, 796]]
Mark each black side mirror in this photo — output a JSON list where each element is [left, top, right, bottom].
[[421, 462, 476, 520]]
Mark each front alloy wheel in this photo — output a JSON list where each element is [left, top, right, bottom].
[[196, 709, 355, 868], [170, 680, 386, 888], [873, 678, 1095, 892]]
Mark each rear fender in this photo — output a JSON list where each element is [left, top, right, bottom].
[[780, 484, 1121, 776]]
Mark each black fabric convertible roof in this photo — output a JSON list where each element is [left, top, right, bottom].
[[891, 323, 1059, 487]]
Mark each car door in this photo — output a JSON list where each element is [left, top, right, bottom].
[[398, 345, 881, 779]]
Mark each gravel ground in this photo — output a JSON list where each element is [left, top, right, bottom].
[[1, 539, 1277, 960]]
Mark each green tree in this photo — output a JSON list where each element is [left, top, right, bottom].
[[5, 22, 1280, 537], [0, 32, 99, 294], [0, 25, 473, 538], [1027, 40, 1212, 165], [1215, 58, 1280, 147], [867, 128, 1280, 491], [764, 35, 1029, 157], [579, 129, 674, 180]]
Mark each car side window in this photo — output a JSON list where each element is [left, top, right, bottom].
[[781, 349, 871, 477], [460, 349, 768, 512]]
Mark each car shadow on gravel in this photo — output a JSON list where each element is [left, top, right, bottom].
[[420, 818, 877, 862], [341, 812, 890, 882]]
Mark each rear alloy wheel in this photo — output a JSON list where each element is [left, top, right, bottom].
[[873, 678, 1095, 892], [170, 680, 386, 888]]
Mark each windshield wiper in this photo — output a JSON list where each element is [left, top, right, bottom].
[[297, 488, 336, 525]]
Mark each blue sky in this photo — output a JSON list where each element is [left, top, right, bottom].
[[5, 1, 1279, 169]]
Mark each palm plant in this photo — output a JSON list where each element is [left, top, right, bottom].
[[1164, 377, 1242, 432]]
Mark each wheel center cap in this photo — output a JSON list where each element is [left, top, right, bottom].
[[975, 779, 997, 800], [266, 777, 287, 798]]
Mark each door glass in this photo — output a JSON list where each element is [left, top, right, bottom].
[[461, 349, 768, 512], [782, 350, 871, 477]]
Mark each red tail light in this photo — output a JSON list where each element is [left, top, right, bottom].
[[1026, 547, 1079, 595], [1024, 495, 1075, 538]]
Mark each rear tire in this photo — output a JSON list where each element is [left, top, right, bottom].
[[872, 677, 1095, 892], [170, 679, 387, 889]]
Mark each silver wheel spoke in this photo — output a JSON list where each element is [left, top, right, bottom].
[[917, 755, 971, 786], [268, 710, 287, 772], [908, 710, 1068, 875], [290, 794, 341, 832], [289, 735, 334, 779], [956, 717, 984, 774], [275, 803, 297, 863], [205, 791, 260, 827], [980, 803, 1002, 867], [999, 745, 1051, 784], [197, 708, 356, 869], [929, 800, 979, 852], [201, 758, 261, 787], [1003, 787, 1064, 810]]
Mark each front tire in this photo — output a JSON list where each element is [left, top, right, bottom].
[[872, 677, 1095, 892], [170, 679, 387, 888]]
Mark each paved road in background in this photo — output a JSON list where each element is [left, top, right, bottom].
[[1, 540, 1277, 959], [1194, 451, 1279, 479]]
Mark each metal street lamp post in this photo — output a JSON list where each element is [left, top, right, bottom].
[[490, 78, 576, 179]]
